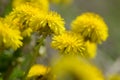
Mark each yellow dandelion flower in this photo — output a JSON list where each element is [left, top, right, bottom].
[[0, 20, 23, 50], [51, 31, 86, 56], [27, 64, 50, 79], [51, 56, 104, 80], [30, 11, 65, 35], [12, 0, 49, 11], [5, 3, 43, 37], [71, 12, 108, 44], [85, 41, 97, 59], [13, 3, 42, 16], [108, 74, 120, 80]]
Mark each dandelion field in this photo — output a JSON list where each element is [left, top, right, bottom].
[[0, 0, 120, 80]]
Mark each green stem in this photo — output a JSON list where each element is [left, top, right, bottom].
[[23, 35, 47, 80]]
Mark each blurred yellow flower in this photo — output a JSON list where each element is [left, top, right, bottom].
[[85, 41, 97, 59], [31, 0, 49, 11], [71, 12, 108, 44], [30, 11, 65, 35], [49, 0, 73, 5], [0, 20, 23, 50], [51, 31, 86, 56], [51, 56, 104, 80], [27, 64, 50, 79], [12, 0, 26, 7], [108, 74, 120, 80], [12, 0, 49, 11], [5, 3, 43, 37]]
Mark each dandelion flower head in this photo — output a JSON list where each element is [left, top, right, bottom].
[[12, 0, 49, 11], [71, 12, 108, 44], [30, 11, 65, 35], [5, 3, 43, 37], [51, 31, 86, 56], [51, 56, 104, 80], [27, 64, 50, 78], [0, 20, 23, 50]]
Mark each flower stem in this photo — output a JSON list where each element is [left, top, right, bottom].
[[23, 35, 47, 80]]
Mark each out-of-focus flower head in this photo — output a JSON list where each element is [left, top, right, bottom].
[[12, 0, 49, 11], [31, 0, 49, 11], [71, 12, 108, 44], [51, 56, 104, 80], [27, 64, 50, 79], [85, 41, 97, 59], [12, 0, 27, 7], [49, 0, 73, 5], [30, 11, 65, 35], [0, 19, 23, 50], [5, 3, 44, 37], [51, 31, 86, 56]]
